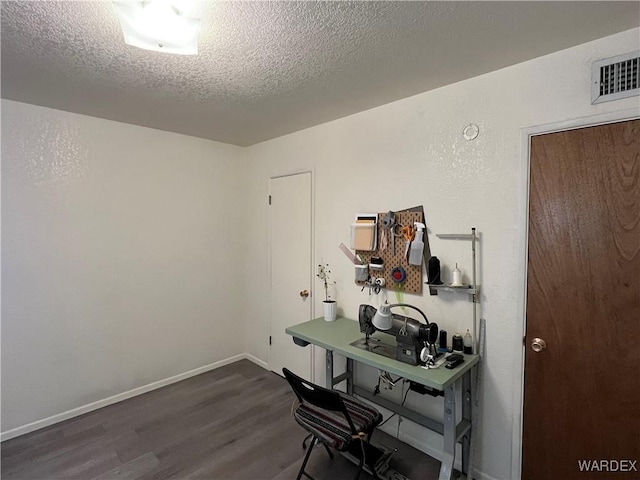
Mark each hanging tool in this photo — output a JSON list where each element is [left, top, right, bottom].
[[339, 242, 362, 265], [381, 211, 396, 229], [380, 211, 396, 253], [401, 225, 416, 259], [360, 277, 382, 295], [392, 223, 403, 255], [370, 257, 384, 270], [380, 229, 388, 252], [361, 276, 373, 295], [390, 266, 407, 312], [394, 283, 406, 310]]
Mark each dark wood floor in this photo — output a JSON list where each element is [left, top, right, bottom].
[[1, 360, 442, 479]]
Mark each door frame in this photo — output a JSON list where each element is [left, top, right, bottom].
[[267, 167, 316, 381], [512, 108, 640, 479]]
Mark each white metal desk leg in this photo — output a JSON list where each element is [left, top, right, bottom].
[[439, 382, 457, 480], [325, 349, 334, 389], [462, 370, 472, 477]]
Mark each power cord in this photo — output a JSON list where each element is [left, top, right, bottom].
[[378, 380, 411, 428]]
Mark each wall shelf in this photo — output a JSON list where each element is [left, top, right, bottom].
[[427, 283, 479, 302], [426, 227, 480, 353]]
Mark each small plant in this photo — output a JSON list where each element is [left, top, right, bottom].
[[317, 261, 335, 302]]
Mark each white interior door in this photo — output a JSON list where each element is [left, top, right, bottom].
[[269, 172, 312, 380]]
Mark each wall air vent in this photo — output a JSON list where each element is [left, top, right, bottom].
[[592, 51, 639, 104]]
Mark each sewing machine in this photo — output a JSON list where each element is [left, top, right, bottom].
[[354, 303, 440, 366]]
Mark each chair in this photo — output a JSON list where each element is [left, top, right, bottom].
[[282, 368, 383, 480]]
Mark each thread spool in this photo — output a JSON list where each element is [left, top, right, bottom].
[[439, 330, 447, 350], [452, 333, 463, 352], [391, 266, 407, 283], [428, 256, 442, 285], [452, 263, 462, 286]]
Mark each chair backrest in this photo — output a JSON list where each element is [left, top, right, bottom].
[[283, 368, 343, 411], [282, 368, 357, 433]]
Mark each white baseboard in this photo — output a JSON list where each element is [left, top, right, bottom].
[[244, 353, 269, 370], [472, 471, 501, 480], [381, 424, 499, 480], [1, 353, 268, 442]]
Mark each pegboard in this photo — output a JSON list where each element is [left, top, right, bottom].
[[355, 210, 425, 294]]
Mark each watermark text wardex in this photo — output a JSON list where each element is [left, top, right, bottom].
[[578, 460, 637, 473]]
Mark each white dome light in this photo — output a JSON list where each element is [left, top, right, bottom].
[[113, 1, 201, 55]]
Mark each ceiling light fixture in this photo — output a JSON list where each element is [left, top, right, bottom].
[[113, 0, 201, 55]]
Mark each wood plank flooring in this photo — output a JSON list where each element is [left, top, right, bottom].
[[1, 360, 442, 479]]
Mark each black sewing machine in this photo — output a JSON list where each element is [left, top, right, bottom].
[[354, 304, 440, 366]]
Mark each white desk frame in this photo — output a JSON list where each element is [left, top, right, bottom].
[[286, 317, 479, 480]]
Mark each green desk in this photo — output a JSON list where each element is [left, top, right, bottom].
[[286, 316, 479, 480]]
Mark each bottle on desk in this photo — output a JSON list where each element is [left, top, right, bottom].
[[463, 329, 473, 354]]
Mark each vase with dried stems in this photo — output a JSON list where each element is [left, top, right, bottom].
[[317, 261, 336, 321]]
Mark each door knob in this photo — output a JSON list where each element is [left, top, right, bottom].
[[531, 338, 547, 352], [299, 289, 309, 298]]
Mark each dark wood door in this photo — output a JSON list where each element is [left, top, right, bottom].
[[523, 119, 640, 479]]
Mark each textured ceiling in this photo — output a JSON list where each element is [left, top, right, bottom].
[[2, 1, 639, 146]]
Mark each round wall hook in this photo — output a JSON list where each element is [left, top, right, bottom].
[[463, 124, 480, 141]]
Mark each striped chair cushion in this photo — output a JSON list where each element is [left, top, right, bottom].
[[293, 394, 382, 451]]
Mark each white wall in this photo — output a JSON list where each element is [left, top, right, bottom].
[[242, 28, 640, 480], [1, 100, 246, 434], [2, 26, 638, 480]]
